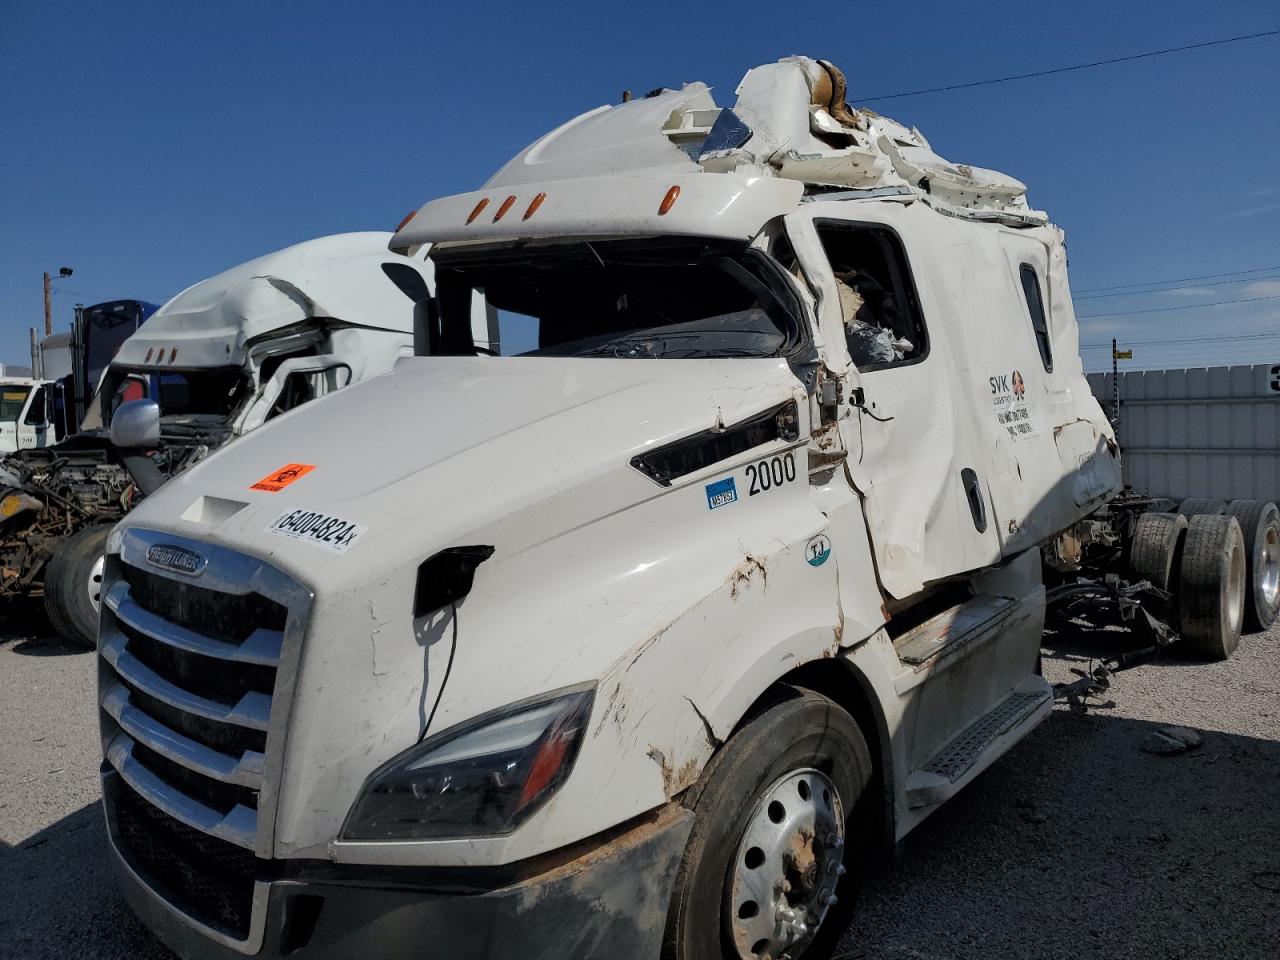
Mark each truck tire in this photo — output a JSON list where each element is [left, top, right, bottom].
[[43, 524, 112, 649], [1224, 500, 1280, 632], [662, 687, 872, 960], [42, 546, 78, 641], [1176, 497, 1227, 517], [1177, 514, 1246, 661], [1128, 512, 1187, 596]]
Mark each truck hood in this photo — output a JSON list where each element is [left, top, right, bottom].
[[128, 356, 806, 588]]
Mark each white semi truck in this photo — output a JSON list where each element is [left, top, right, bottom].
[[0, 377, 57, 453], [97, 58, 1277, 960], [1, 232, 487, 646]]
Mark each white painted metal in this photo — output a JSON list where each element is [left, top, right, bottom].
[[103, 55, 1121, 951], [1088, 364, 1280, 502], [0, 378, 54, 453]]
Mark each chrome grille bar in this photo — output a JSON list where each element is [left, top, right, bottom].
[[101, 682, 265, 788], [100, 628, 271, 731], [106, 734, 258, 851], [103, 580, 284, 666]]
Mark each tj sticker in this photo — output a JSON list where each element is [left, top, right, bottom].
[[806, 534, 832, 567], [705, 477, 738, 510]]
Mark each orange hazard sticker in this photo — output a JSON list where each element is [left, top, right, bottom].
[[250, 464, 316, 493]]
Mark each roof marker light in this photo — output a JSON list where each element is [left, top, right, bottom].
[[493, 195, 518, 222], [169, 347, 177, 364], [523, 192, 547, 221], [466, 198, 490, 224], [396, 209, 418, 232], [658, 185, 681, 216], [144, 348, 153, 363]]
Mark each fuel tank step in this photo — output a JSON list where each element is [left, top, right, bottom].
[[905, 680, 1052, 809]]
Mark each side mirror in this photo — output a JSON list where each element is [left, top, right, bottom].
[[110, 399, 160, 449]]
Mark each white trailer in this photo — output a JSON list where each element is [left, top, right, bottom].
[[96, 58, 1275, 960]]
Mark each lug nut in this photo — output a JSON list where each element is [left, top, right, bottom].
[[824, 894, 838, 906], [836, 864, 847, 877]]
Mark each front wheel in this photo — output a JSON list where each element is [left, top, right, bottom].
[[663, 687, 872, 960]]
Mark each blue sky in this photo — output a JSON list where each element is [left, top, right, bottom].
[[2, 0, 1278, 372]]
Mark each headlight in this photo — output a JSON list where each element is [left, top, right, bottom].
[[342, 686, 594, 841]]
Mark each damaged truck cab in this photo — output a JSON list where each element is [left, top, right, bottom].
[[99, 58, 1119, 960], [2, 233, 460, 647]]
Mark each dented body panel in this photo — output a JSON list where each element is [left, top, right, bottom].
[[101, 56, 1119, 958]]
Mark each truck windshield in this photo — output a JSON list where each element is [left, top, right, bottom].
[[432, 238, 806, 359], [92, 367, 251, 428], [1, 386, 32, 422]]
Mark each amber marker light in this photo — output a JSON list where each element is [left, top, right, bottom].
[[144, 348, 153, 363], [523, 192, 547, 220], [493, 195, 518, 222], [658, 185, 681, 216], [466, 198, 490, 224], [169, 347, 178, 364], [395, 209, 418, 232]]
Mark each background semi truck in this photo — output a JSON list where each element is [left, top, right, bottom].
[[0, 232, 492, 647], [0, 377, 57, 453], [4, 300, 162, 455], [96, 57, 1278, 960]]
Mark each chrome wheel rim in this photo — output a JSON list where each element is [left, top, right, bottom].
[[87, 553, 105, 613], [728, 768, 845, 959], [1227, 541, 1245, 637], [1260, 524, 1280, 610]]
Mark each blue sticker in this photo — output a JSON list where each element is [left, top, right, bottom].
[[705, 477, 738, 510], [806, 534, 831, 566]]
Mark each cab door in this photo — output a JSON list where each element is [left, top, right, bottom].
[[19, 386, 48, 449], [785, 201, 1002, 599]]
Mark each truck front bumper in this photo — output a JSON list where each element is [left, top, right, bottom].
[[106, 788, 694, 960]]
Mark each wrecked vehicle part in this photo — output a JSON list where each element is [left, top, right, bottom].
[[3, 234, 444, 644], [99, 56, 1146, 959]]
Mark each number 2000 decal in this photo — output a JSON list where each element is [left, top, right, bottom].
[[746, 452, 797, 496]]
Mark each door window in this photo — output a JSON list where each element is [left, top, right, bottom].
[[815, 223, 928, 370], [23, 386, 47, 425], [266, 364, 352, 420], [1018, 264, 1052, 372]]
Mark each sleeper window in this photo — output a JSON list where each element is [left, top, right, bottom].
[[816, 224, 927, 370], [1019, 264, 1052, 372]]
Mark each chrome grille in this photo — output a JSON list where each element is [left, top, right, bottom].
[[99, 527, 310, 950]]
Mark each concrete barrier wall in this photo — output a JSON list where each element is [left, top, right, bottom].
[[1087, 363, 1280, 504]]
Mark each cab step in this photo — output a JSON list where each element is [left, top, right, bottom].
[[905, 679, 1052, 810]]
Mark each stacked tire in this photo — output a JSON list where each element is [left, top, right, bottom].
[[1137, 497, 1280, 661], [1224, 499, 1280, 632]]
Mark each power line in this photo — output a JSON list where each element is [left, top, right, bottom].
[[1079, 330, 1280, 348], [1077, 293, 1280, 319], [1073, 272, 1280, 300], [861, 29, 1280, 102], [1073, 264, 1280, 294]]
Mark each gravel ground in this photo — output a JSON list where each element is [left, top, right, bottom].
[[2, 599, 1277, 960]]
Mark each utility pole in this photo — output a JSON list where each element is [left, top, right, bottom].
[[42, 266, 74, 338]]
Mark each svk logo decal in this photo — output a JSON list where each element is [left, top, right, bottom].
[[705, 477, 738, 510], [806, 534, 832, 567], [145, 543, 207, 576], [1011, 369, 1026, 399]]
